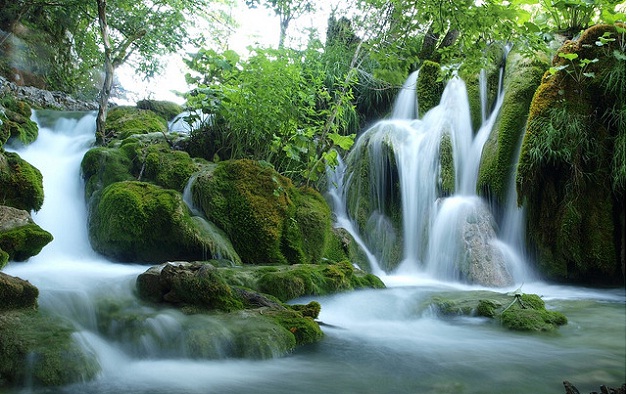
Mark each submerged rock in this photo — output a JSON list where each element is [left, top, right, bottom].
[[135, 261, 326, 354], [0, 309, 100, 387], [428, 289, 568, 332]]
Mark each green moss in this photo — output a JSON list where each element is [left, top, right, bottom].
[[0, 248, 8, 269], [0, 309, 100, 387], [136, 99, 183, 122], [516, 25, 624, 284], [88, 181, 222, 263], [169, 267, 245, 312], [81, 147, 135, 199], [0, 151, 44, 211], [104, 106, 167, 140], [253, 262, 384, 302], [265, 309, 323, 346], [290, 187, 333, 264], [0, 98, 38, 145], [192, 160, 295, 265], [438, 134, 455, 197], [416, 60, 444, 117], [143, 144, 196, 192], [477, 52, 548, 203], [0, 272, 38, 311], [0, 223, 53, 261]]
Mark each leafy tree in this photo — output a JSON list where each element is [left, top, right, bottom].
[[245, 0, 315, 48]]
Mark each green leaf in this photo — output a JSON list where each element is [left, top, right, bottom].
[[558, 52, 579, 61], [329, 133, 355, 151]]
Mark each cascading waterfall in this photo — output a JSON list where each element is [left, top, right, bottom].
[[335, 55, 531, 285]]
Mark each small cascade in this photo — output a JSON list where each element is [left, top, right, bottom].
[[336, 52, 532, 286], [327, 157, 385, 276]]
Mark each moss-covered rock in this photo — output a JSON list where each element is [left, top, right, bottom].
[[478, 51, 548, 203], [416, 60, 444, 117], [82, 137, 196, 198], [218, 261, 385, 303], [136, 99, 183, 122], [191, 159, 336, 266], [0, 272, 38, 311], [428, 290, 567, 332], [516, 24, 625, 284], [0, 151, 44, 211], [135, 261, 325, 355], [104, 106, 167, 141], [0, 97, 38, 145], [88, 181, 240, 263], [0, 309, 100, 387], [0, 205, 53, 266]]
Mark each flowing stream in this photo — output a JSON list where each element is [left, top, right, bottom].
[[2, 80, 625, 393]]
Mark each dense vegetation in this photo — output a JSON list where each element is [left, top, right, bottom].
[[1, 0, 624, 184]]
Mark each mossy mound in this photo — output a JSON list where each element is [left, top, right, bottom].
[[0, 222, 52, 262], [218, 261, 385, 303], [135, 261, 324, 354], [82, 138, 196, 197], [136, 99, 183, 122], [478, 51, 548, 203], [191, 159, 336, 266], [0, 151, 44, 211], [0, 272, 38, 311], [428, 290, 567, 332], [0, 309, 100, 388], [104, 106, 167, 140], [88, 181, 239, 263], [0, 97, 38, 145], [516, 24, 625, 284]]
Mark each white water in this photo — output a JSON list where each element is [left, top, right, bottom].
[[335, 66, 533, 285], [1, 105, 624, 394]]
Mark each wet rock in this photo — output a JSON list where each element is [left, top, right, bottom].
[[0, 272, 38, 311], [0, 205, 52, 266]]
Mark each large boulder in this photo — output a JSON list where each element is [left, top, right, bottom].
[[87, 181, 240, 264], [0, 151, 44, 212], [103, 106, 168, 141], [0, 272, 38, 311], [191, 159, 336, 266], [0, 205, 52, 267], [431, 197, 513, 287]]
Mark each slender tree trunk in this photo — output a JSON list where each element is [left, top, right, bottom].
[[96, 0, 113, 145]]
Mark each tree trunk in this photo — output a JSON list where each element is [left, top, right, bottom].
[[96, 0, 113, 145]]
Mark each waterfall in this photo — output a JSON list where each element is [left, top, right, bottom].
[[336, 60, 531, 285]]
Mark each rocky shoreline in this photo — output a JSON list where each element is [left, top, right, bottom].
[[0, 76, 98, 111]]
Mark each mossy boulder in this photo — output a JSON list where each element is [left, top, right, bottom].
[[136, 99, 183, 122], [0, 151, 44, 211], [191, 159, 336, 266], [0, 309, 100, 387], [218, 261, 385, 303], [0, 205, 53, 266], [135, 261, 324, 353], [516, 24, 625, 284], [0, 272, 38, 311], [478, 51, 548, 203], [0, 97, 38, 145], [88, 181, 240, 263], [104, 106, 167, 141], [82, 138, 197, 198], [428, 290, 567, 332]]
